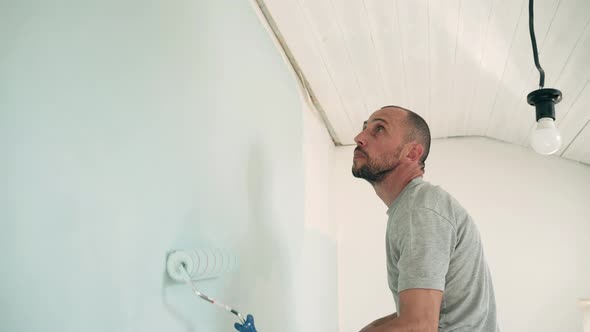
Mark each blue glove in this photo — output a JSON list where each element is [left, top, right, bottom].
[[234, 314, 257, 332]]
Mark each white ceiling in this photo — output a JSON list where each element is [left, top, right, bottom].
[[258, 0, 590, 165]]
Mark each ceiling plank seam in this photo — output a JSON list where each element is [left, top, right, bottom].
[[362, 0, 389, 105], [482, 0, 527, 137], [394, 0, 409, 111], [561, 118, 590, 156], [295, 0, 364, 141], [461, 0, 497, 135]]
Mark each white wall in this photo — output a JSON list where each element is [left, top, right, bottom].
[[334, 137, 590, 332], [300, 105, 339, 330], [0, 1, 337, 331], [582, 299, 590, 332]]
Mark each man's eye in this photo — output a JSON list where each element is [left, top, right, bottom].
[[375, 126, 384, 132]]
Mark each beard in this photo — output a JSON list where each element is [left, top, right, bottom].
[[352, 146, 402, 184]]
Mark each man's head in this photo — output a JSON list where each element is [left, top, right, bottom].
[[351, 105, 431, 184]]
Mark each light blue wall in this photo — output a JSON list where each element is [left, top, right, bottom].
[[0, 1, 314, 330]]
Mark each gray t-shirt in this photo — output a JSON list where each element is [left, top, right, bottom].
[[386, 177, 499, 331]]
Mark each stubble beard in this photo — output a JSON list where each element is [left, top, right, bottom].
[[352, 147, 402, 184]]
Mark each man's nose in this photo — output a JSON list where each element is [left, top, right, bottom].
[[354, 131, 367, 147]]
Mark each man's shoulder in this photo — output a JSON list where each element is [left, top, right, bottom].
[[403, 181, 469, 227], [409, 180, 454, 208]]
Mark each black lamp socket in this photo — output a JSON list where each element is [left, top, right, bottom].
[[527, 88, 562, 122]]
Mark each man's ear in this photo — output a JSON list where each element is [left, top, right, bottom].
[[402, 142, 424, 163]]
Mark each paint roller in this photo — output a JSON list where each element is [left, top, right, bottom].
[[166, 248, 257, 331], [166, 248, 239, 282]]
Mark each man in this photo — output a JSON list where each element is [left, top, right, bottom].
[[352, 106, 499, 332]]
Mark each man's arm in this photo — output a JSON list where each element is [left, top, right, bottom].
[[361, 288, 442, 332], [359, 313, 398, 331]]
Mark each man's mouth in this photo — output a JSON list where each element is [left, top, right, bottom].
[[354, 149, 366, 159]]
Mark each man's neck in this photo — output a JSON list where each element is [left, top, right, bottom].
[[372, 173, 421, 207]]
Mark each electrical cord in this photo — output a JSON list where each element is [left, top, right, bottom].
[[529, 0, 545, 88]]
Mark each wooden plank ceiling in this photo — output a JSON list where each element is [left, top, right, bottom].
[[260, 0, 590, 165]]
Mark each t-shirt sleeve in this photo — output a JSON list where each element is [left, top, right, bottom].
[[395, 207, 457, 292]]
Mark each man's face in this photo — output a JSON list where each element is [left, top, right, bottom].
[[352, 108, 408, 183]]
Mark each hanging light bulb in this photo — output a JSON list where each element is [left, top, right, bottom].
[[527, 88, 562, 155], [531, 118, 561, 155], [526, 0, 563, 155]]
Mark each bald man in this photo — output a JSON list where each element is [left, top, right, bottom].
[[353, 106, 499, 332]]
